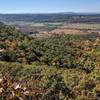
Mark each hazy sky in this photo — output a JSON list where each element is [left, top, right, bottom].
[[0, 0, 100, 13]]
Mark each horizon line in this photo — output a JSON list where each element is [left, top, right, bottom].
[[0, 12, 100, 14]]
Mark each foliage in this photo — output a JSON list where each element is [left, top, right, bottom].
[[0, 61, 100, 99], [0, 22, 100, 99]]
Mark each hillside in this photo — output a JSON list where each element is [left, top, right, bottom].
[[0, 22, 100, 99]]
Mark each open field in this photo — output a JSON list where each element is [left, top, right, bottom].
[[50, 23, 100, 36], [62, 23, 100, 30], [6, 22, 100, 38]]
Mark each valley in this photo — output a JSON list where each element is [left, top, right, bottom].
[[0, 14, 100, 99]]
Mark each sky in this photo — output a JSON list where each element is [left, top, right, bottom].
[[0, 0, 100, 13]]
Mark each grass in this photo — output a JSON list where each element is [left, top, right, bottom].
[[63, 23, 100, 30]]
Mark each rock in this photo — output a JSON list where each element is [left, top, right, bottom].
[[0, 88, 3, 94], [0, 78, 3, 82], [13, 83, 21, 90]]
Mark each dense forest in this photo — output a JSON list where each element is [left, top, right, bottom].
[[0, 22, 100, 99]]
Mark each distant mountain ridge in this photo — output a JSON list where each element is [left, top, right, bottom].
[[0, 13, 100, 23], [0, 12, 100, 15]]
